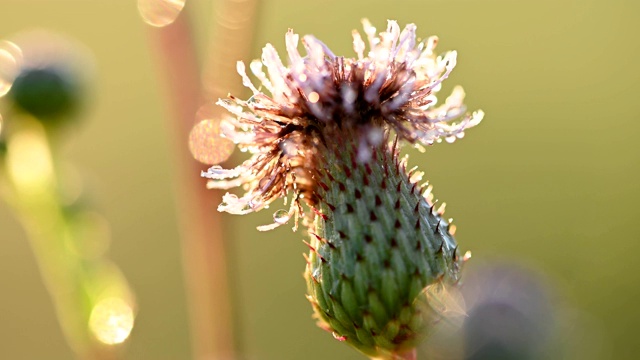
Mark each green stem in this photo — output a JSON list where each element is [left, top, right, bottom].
[[0, 115, 132, 360]]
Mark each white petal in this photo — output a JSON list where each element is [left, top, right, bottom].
[[236, 61, 259, 95]]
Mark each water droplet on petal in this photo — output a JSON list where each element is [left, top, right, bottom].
[[259, 176, 273, 191], [456, 132, 465, 139], [279, 139, 298, 156], [138, 0, 186, 27], [273, 209, 291, 224], [367, 128, 384, 146], [189, 119, 235, 165], [445, 135, 456, 143], [308, 91, 319, 103], [248, 199, 261, 210]]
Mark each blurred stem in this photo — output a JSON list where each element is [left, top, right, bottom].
[[148, 1, 259, 358], [0, 115, 120, 360]]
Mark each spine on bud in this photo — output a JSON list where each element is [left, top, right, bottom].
[[304, 136, 461, 358]]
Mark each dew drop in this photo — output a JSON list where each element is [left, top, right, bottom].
[[308, 91, 320, 103], [258, 176, 273, 191], [273, 209, 291, 224], [138, 0, 186, 27], [188, 119, 235, 165], [456, 132, 465, 139], [445, 135, 456, 143], [279, 139, 298, 156], [367, 128, 384, 146]]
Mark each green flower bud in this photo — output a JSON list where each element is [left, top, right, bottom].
[[304, 136, 461, 358], [2, 31, 88, 126], [10, 66, 80, 121]]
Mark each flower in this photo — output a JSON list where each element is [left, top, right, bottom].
[[202, 19, 482, 358], [202, 19, 483, 231]]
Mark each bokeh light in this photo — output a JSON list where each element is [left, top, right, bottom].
[[0, 41, 22, 97], [188, 105, 235, 165], [6, 122, 53, 188], [138, 0, 186, 28], [88, 297, 135, 345]]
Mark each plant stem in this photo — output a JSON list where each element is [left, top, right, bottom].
[[149, 0, 259, 357], [0, 115, 127, 360], [150, 13, 235, 360]]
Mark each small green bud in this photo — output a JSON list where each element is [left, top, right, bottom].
[[10, 66, 81, 122], [2, 31, 89, 126]]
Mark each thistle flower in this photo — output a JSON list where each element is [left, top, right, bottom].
[[203, 20, 482, 358]]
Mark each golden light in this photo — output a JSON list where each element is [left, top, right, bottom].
[[89, 297, 135, 345], [138, 0, 186, 27], [0, 41, 23, 97], [188, 119, 235, 165], [308, 91, 319, 103], [6, 124, 54, 189]]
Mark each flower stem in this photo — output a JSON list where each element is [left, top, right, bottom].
[[0, 114, 132, 360], [148, 0, 259, 358], [150, 13, 235, 360]]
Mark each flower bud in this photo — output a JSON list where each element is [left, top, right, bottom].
[[202, 19, 483, 358], [10, 66, 80, 120]]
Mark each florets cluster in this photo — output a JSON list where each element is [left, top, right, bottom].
[[202, 20, 483, 230]]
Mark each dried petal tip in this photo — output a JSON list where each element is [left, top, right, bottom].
[[201, 19, 482, 232]]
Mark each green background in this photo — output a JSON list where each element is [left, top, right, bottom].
[[1, 0, 638, 359]]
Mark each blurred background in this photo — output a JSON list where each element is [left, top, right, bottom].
[[0, 0, 638, 359]]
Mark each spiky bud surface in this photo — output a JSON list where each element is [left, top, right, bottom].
[[305, 134, 461, 358], [202, 20, 482, 358]]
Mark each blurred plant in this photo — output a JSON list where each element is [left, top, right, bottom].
[[140, 0, 260, 359], [203, 20, 482, 359], [0, 33, 135, 360], [416, 263, 561, 360]]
